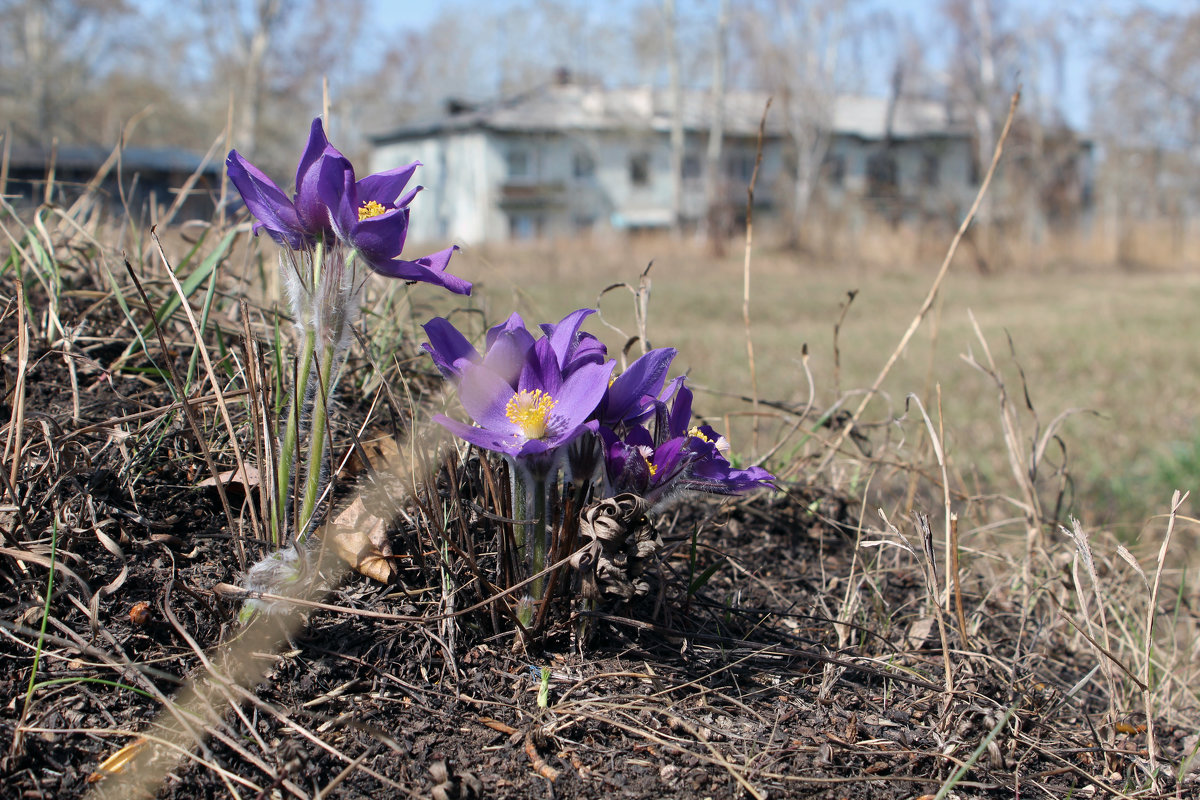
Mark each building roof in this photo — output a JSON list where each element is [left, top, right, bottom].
[[371, 84, 970, 145], [6, 145, 221, 175]]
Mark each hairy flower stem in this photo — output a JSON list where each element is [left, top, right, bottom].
[[298, 341, 337, 540], [509, 463, 552, 607], [510, 464, 526, 571], [529, 474, 549, 601], [274, 326, 316, 544]]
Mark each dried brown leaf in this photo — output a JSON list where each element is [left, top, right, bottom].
[[325, 496, 394, 583], [197, 464, 261, 489]]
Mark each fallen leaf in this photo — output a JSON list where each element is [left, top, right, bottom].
[[88, 737, 147, 782], [324, 496, 394, 583], [905, 616, 935, 650], [339, 435, 403, 480], [197, 464, 261, 490]]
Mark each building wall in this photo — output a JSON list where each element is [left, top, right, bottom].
[[370, 131, 494, 244], [487, 128, 789, 240], [371, 127, 970, 244], [818, 135, 975, 221]]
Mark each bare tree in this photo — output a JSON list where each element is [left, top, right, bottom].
[[1092, 5, 1200, 264], [942, 0, 1073, 266], [738, 0, 855, 249], [186, 0, 366, 169], [1093, 6, 1200, 152], [665, 0, 684, 235], [703, 0, 730, 253], [0, 0, 133, 143]]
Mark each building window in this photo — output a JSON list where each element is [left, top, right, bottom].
[[921, 153, 940, 188], [507, 148, 531, 179], [726, 152, 756, 184], [508, 212, 542, 240], [573, 151, 595, 179], [823, 152, 846, 187], [630, 153, 651, 187], [866, 152, 897, 195], [682, 154, 702, 180]]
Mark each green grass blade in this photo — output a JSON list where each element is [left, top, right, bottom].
[[121, 228, 235, 360]]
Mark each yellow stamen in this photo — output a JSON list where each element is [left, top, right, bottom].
[[505, 389, 556, 439], [688, 425, 712, 444], [358, 200, 387, 221]]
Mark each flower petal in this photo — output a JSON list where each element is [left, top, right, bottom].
[[433, 414, 523, 458], [421, 317, 479, 379], [482, 327, 536, 387], [486, 313, 527, 350], [362, 244, 472, 295], [602, 347, 676, 425], [519, 338, 564, 397], [319, 154, 358, 239], [457, 363, 519, 432], [226, 150, 307, 249], [536, 421, 592, 454], [546, 360, 614, 431], [540, 308, 595, 370], [356, 162, 420, 207], [651, 436, 690, 483], [396, 184, 423, 209], [295, 119, 331, 190], [294, 119, 347, 233], [350, 207, 409, 265], [668, 383, 695, 439]]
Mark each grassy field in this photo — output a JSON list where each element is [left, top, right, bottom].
[[421, 237, 1200, 533]]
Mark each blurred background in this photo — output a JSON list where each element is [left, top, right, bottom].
[[5, 0, 1200, 526], [0, 0, 1193, 269]]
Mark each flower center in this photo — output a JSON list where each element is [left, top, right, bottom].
[[687, 426, 712, 444], [358, 200, 387, 221], [505, 389, 556, 439]]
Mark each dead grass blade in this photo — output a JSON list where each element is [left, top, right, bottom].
[[152, 228, 259, 555], [813, 89, 1022, 477], [1143, 489, 1187, 790], [742, 97, 771, 459], [1060, 517, 1121, 724], [122, 255, 239, 539]]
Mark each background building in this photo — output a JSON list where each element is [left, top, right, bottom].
[[369, 82, 987, 245]]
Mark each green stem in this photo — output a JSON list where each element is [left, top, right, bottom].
[[298, 341, 336, 541], [22, 518, 56, 711], [529, 473, 549, 601], [274, 325, 316, 545], [510, 463, 527, 568]]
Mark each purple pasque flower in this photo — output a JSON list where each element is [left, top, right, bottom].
[[324, 159, 470, 294], [422, 309, 608, 386], [538, 309, 608, 373], [434, 338, 615, 466], [598, 347, 677, 427], [228, 118, 471, 295], [600, 382, 774, 503], [599, 424, 687, 497], [226, 118, 351, 250], [422, 312, 536, 384]]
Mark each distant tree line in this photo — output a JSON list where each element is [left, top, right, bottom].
[[0, 0, 1193, 256]]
